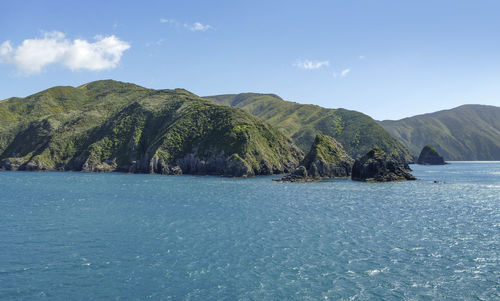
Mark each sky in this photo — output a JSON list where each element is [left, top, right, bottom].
[[1, 0, 500, 120]]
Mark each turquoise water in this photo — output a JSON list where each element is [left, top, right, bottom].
[[0, 163, 499, 300]]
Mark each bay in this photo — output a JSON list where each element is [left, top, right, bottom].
[[0, 163, 499, 300]]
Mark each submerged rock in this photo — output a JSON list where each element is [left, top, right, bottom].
[[417, 145, 446, 165], [276, 134, 354, 182], [351, 148, 416, 182]]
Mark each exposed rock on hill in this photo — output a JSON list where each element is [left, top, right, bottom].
[[277, 134, 353, 182], [351, 148, 416, 182]]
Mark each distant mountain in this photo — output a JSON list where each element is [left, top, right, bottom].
[[0, 80, 302, 176], [379, 105, 500, 161], [205, 93, 412, 160]]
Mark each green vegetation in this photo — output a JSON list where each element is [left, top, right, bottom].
[[205, 93, 412, 160], [276, 134, 353, 181], [420, 145, 439, 157], [0, 80, 302, 176], [379, 105, 500, 160], [302, 134, 351, 167]]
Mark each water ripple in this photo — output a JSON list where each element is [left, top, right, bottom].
[[0, 163, 499, 300]]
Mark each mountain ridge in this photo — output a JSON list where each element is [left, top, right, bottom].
[[205, 93, 413, 161], [379, 104, 500, 160]]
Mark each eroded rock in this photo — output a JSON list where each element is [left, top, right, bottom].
[[417, 145, 446, 165], [351, 148, 416, 182]]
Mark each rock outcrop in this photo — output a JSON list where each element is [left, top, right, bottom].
[[351, 148, 416, 182], [417, 145, 446, 165], [277, 134, 354, 182]]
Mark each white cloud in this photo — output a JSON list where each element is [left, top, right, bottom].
[[340, 68, 351, 77], [359, 55, 366, 60], [0, 31, 130, 74], [160, 18, 175, 24], [161, 19, 213, 32], [0, 41, 13, 61], [185, 22, 213, 32], [333, 68, 351, 78], [64, 35, 130, 71], [293, 59, 330, 70]]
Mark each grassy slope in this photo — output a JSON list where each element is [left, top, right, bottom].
[[379, 105, 500, 160], [0, 80, 301, 175], [205, 93, 412, 160]]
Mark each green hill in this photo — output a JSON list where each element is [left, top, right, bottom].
[[205, 93, 412, 160], [379, 105, 500, 161], [0, 80, 302, 176]]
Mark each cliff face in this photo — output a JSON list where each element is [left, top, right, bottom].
[[0, 80, 302, 177], [277, 134, 353, 182], [417, 145, 445, 165], [351, 148, 416, 182]]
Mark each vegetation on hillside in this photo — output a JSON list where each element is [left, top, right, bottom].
[[205, 93, 412, 160], [276, 134, 353, 182], [301, 134, 352, 168], [0, 80, 302, 176], [379, 105, 500, 160]]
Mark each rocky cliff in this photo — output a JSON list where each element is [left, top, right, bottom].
[[351, 148, 416, 182]]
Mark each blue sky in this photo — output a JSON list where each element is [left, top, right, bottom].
[[1, 0, 500, 120]]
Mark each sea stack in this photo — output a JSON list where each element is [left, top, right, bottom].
[[277, 134, 354, 182], [417, 145, 446, 165], [351, 147, 416, 182]]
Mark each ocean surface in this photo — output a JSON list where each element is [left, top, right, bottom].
[[0, 162, 499, 300]]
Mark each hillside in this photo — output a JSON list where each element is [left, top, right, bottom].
[[205, 93, 412, 160], [379, 105, 500, 161], [0, 80, 302, 176]]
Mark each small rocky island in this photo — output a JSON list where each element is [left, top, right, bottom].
[[276, 134, 354, 182], [417, 145, 446, 165], [351, 148, 416, 182]]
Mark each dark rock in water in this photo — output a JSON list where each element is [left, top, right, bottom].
[[276, 165, 318, 182], [417, 145, 446, 165], [351, 148, 416, 182], [276, 134, 354, 182]]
